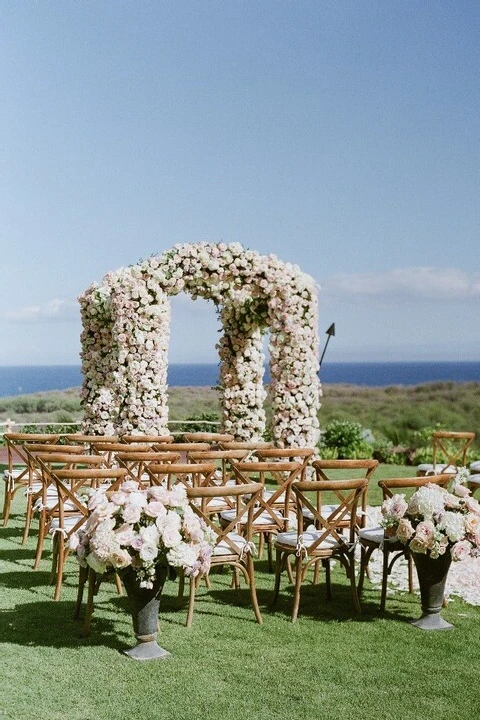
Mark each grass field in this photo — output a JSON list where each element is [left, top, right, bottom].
[[1, 464, 479, 720]]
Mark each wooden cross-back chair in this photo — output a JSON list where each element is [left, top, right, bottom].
[[311, 459, 379, 534], [48, 465, 128, 601], [272, 476, 369, 622], [254, 447, 315, 479], [84, 441, 146, 468], [188, 449, 250, 485], [223, 460, 302, 570], [357, 473, 452, 611], [187, 449, 251, 515], [21, 443, 89, 543], [145, 462, 218, 490], [185, 482, 264, 627], [115, 451, 181, 487], [417, 431, 475, 476], [31, 453, 109, 573], [2, 433, 60, 529]]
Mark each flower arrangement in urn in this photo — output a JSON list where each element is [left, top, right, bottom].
[[381, 470, 480, 560], [70, 480, 215, 587]]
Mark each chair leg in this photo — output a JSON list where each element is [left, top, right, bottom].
[[83, 569, 98, 637], [185, 574, 197, 628], [271, 548, 283, 606], [258, 532, 265, 559], [348, 552, 362, 615], [33, 513, 47, 569], [247, 556, 263, 624], [267, 533, 274, 573], [2, 484, 12, 527], [357, 545, 366, 596], [22, 497, 33, 545], [407, 554, 414, 593], [380, 549, 390, 612], [74, 565, 88, 619], [53, 535, 65, 601], [291, 555, 303, 623], [114, 572, 123, 595]]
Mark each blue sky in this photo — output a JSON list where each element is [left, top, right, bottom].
[[1, 1, 478, 366]]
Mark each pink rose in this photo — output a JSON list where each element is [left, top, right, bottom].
[[396, 518, 414, 544], [409, 536, 428, 554], [466, 496, 480, 515], [415, 521, 435, 548], [451, 540, 472, 561], [122, 503, 141, 524], [145, 501, 167, 518], [453, 482, 470, 499]]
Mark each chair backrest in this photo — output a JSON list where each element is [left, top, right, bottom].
[[115, 451, 181, 485], [188, 449, 250, 485], [186, 482, 263, 555], [63, 434, 119, 447], [152, 442, 211, 458], [233, 461, 302, 529], [312, 459, 379, 527], [85, 441, 146, 467], [183, 432, 234, 445], [378, 473, 452, 500], [432, 431, 475, 471], [293, 477, 369, 547], [121, 434, 174, 445], [4, 433, 61, 488], [255, 447, 315, 479], [145, 462, 217, 489], [219, 441, 274, 452], [50, 467, 128, 535]]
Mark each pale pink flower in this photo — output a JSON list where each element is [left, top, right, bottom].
[[451, 540, 472, 561], [122, 503, 142, 524]]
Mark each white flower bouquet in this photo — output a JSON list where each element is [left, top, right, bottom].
[[70, 480, 215, 588], [381, 470, 480, 560]]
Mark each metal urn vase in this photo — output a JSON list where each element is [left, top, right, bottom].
[[121, 566, 171, 660], [411, 551, 453, 631]]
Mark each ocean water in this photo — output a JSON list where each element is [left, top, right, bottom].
[[0, 362, 479, 398]]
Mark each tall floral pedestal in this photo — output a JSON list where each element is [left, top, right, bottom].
[[411, 552, 453, 631], [121, 567, 171, 660]]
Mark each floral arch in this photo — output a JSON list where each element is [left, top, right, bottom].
[[79, 242, 321, 447]]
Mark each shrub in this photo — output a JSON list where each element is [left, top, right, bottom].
[[321, 420, 373, 459]]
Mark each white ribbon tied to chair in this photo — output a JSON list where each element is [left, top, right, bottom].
[[240, 540, 257, 560], [295, 534, 307, 558]]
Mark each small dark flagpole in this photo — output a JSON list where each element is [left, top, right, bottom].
[[319, 323, 335, 369]]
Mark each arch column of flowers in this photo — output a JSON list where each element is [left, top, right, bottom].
[[79, 242, 321, 446]]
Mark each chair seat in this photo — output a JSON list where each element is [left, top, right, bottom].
[[275, 529, 339, 550], [213, 532, 249, 556], [49, 515, 84, 531], [220, 508, 284, 526], [263, 489, 286, 503], [4, 467, 27, 480], [358, 526, 384, 544], [44, 497, 79, 511], [417, 463, 456, 475], [302, 503, 351, 521], [470, 461, 480, 474]]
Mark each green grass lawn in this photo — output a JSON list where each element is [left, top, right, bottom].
[[1, 464, 479, 720]]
